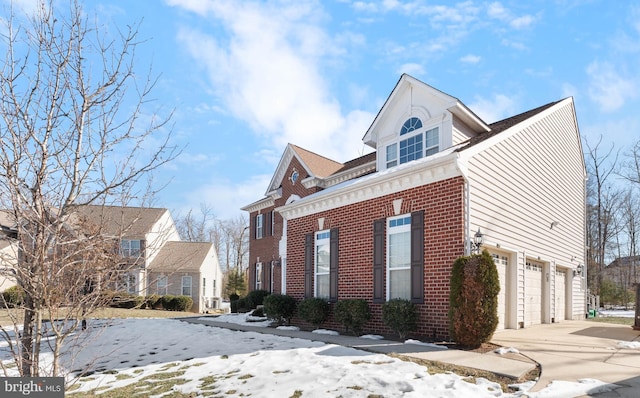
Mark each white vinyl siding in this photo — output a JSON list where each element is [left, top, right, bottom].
[[467, 100, 585, 322]]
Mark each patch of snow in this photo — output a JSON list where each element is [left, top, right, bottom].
[[525, 378, 620, 398], [360, 334, 384, 340], [277, 326, 300, 331], [494, 347, 520, 355], [404, 339, 448, 350], [597, 309, 635, 318], [617, 341, 640, 349], [312, 329, 340, 335]]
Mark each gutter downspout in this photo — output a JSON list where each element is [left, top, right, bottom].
[[455, 155, 471, 256]]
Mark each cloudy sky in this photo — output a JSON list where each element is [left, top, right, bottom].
[[10, 0, 640, 220]]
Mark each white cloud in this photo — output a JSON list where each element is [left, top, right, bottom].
[[397, 63, 426, 76], [460, 54, 481, 64], [468, 94, 517, 124], [487, 2, 536, 29], [168, 0, 372, 163], [586, 61, 637, 112]]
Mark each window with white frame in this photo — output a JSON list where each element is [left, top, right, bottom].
[[182, 275, 192, 296], [256, 214, 264, 239], [255, 262, 263, 290], [157, 275, 168, 295], [123, 274, 136, 294], [120, 240, 141, 257], [384, 117, 440, 169], [387, 215, 411, 300], [315, 230, 330, 298]]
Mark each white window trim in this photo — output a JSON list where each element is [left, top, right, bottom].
[[255, 262, 263, 290], [382, 121, 441, 170], [256, 214, 264, 239], [182, 275, 192, 296], [157, 275, 168, 295], [314, 230, 330, 298], [386, 214, 411, 300]]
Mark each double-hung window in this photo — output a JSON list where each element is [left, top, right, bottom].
[[157, 275, 168, 295], [387, 215, 412, 300], [314, 230, 330, 298], [182, 275, 192, 296], [255, 262, 263, 290], [256, 214, 264, 239], [120, 240, 141, 257]]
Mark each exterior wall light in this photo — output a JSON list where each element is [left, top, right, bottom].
[[573, 264, 584, 277], [471, 228, 483, 254]]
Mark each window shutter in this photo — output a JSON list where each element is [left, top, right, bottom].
[[262, 214, 267, 238], [410, 210, 425, 304], [251, 215, 256, 239], [329, 228, 339, 302], [304, 233, 313, 298], [373, 219, 385, 303]]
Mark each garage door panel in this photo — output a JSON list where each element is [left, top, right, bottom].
[[492, 253, 508, 330], [555, 269, 566, 322], [525, 261, 543, 327]]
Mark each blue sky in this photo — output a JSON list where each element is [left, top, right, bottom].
[[22, 1, 640, 220]]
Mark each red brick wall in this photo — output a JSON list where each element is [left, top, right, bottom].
[[248, 155, 321, 293], [287, 176, 465, 339]]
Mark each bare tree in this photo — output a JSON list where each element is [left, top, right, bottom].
[[0, 1, 176, 377], [584, 137, 620, 295]]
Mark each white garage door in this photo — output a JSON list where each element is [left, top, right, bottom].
[[492, 253, 508, 329], [525, 261, 543, 327], [555, 269, 566, 322]]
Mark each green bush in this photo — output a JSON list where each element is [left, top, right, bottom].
[[246, 289, 271, 309], [172, 296, 194, 312], [144, 294, 163, 309], [449, 250, 500, 348], [1, 286, 24, 308], [236, 297, 250, 313], [334, 299, 371, 336], [382, 299, 418, 340], [263, 294, 296, 326], [161, 295, 176, 310], [297, 297, 331, 329], [110, 292, 144, 309]]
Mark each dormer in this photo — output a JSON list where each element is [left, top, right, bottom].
[[362, 74, 490, 171]]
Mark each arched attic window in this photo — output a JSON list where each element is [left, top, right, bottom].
[[385, 116, 439, 169]]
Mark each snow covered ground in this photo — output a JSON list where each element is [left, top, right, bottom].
[[0, 312, 613, 397]]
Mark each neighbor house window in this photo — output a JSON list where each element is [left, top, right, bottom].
[[256, 214, 264, 239], [315, 230, 330, 298], [120, 240, 141, 257], [182, 276, 192, 296], [202, 277, 206, 296], [255, 262, 263, 290], [123, 274, 136, 294], [157, 275, 168, 295], [387, 215, 412, 300]]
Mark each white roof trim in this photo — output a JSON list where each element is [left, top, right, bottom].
[[278, 147, 462, 220]]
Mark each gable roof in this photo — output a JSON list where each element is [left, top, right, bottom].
[[456, 99, 563, 152], [148, 241, 213, 272], [75, 205, 168, 238], [362, 74, 490, 147], [291, 145, 344, 178]]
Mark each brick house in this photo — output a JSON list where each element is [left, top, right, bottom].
[[242, 74, 586, 338]]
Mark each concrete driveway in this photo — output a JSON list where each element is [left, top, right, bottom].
[[491, 320, 640, 397]]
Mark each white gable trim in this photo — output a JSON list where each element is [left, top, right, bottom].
[[265, 144, 315, 196], [278, 150, 461, 220]]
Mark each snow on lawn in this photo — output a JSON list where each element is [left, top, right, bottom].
[[0, 313, 622, 397], [597, 309, 635, 318]]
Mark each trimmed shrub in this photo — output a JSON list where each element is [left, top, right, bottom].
[[246, 289, 271, 309], [144, 294, 163, 309], [449, 250, 500, 348], [297, 297, 331, 329], [172, 296, 194, 312], [382, 299, 418, 340], [161, 295, 176, 310], [1, 286, 24, 308], [263, 294, 296, 326], [334, 299, 371, 336], [110, 292, 144, 309], [236, 297, 250, 313]]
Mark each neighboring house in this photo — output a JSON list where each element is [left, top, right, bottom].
[[0, 205, 223, 313], [0, 211, 18, 291], [603, 255, 640, 286], [243, 74, 586, 339], [147, 241, 223, 312]]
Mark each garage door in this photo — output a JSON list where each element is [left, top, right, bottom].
[[555, 269, 566, 322], [525, 260, 543, 327], [492, 253, 508, 329]]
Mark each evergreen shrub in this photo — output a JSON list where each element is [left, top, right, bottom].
[[1, 286, 24, 308], [263, 294, 296, 326], [297, 297, 331, 329], [334, 299, 371, 336], [382, 298, 418, 340], [246, 289, 270, 309], [449, 250, 500, 348]]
